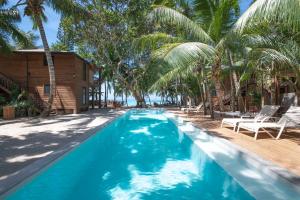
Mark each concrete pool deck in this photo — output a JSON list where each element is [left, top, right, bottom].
[[0, 108, 125, 193], [166, 108, 300, 179]]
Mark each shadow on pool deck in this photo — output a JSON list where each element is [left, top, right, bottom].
[[0, 109, 123, 181]]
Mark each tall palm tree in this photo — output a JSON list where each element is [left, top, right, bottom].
[[0, 0, 29, 52], [13, 0, 87, 116], [136, 0, 240, 111]]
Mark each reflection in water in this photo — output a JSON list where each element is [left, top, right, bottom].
[[130, 127, 151, 136], [110, 159, 201, 200], [7, 110, 254, 200]]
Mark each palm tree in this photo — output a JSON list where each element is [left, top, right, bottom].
[[232, 0, 300, 104], [234, 0, 300, 33], [13, 0, 87, 116], [136, 0, 240, 112], [0, 1, 29, 52]]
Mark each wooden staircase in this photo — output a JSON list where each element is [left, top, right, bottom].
[[0, 72, 45, 113], [0, 72, 17, 94]]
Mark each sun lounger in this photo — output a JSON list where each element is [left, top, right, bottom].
[[182, 103, 203, 113], [215, 111, 241, 118], [220, 105, 280, 131], [237, 106, 300, 140]]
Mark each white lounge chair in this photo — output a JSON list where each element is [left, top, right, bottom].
[[237, 106, 300, 140], [220, 105, 280, 131], [182, 103, 203, 113]]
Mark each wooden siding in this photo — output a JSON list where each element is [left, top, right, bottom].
[[0, 52, 93, 114], [74, 56, 89, 112]]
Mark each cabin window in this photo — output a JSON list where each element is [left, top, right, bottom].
[[43, 55, 54, 66], [83, 63, 87, 81], [44, 84, 50, 95], [82, 87, 87, 105]]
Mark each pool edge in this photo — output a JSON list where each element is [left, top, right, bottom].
[[164, 112, 300, 200], [0, 110, 127, 197]]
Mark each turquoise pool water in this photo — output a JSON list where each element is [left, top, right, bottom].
[[6, 110, 254, 200]]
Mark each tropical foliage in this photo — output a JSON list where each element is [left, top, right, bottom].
[[4, 0, 299, 116], [0, 1, 30, 52]]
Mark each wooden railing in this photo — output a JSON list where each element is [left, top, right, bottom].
[[0, 72, 45, 112], [0, 72, 17, 93]]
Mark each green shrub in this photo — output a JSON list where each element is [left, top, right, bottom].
[[0, 95, 6, 105], [1, 88, 39, 118]]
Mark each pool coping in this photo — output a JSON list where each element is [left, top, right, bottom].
[[165, 112, 300, 200], [0, 110, 126, 197], [1, 109, 300, 199]]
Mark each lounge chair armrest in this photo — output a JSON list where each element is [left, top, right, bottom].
[[240, 115, 253, 119], [260, 117, 280, 123], [267, 117, 280, 121]]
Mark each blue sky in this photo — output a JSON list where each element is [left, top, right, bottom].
[[8, 1, 60, 47], [8, 0, 252, 47]]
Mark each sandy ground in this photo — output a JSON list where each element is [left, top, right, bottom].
[[0, 109, 124, 182], [167, 108, 300, 177]]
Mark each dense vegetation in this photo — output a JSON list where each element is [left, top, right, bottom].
[[1, 0, 300, 117]]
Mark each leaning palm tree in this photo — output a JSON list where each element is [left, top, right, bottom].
[[13, 0, 87, 116], [0, 1, 29, 52]]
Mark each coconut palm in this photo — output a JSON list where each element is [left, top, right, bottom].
[[241, 24, 300, 101], [136, 0, 240, 111], [13, 0, 87, 116], [234, 0, 300, 33], [0, 1, 29, 52]]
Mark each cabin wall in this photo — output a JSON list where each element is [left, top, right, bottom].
[[0, 53, 79, 114], [0, 54, 27, 86], [74, 56, 90, 113]]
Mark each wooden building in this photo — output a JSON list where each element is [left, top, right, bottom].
[[0, 49, 95, 114]]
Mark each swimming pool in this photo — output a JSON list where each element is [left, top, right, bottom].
[[4, 110, 299, 199]]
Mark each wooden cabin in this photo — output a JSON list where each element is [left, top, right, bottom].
[[0, 49, 95, 114]]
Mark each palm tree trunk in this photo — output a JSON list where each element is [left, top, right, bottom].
[[98, 69, 102, 108], [227, 51, 236, 111], [212, 57, 225, 111], [35, 15, 55, 116], [125, 90, 128, 106], [132, 90, 144, 107], [148, 94, 152, 105], [202, 68, 214, 119], [202, 81, 208, 115], [104, 79, 107, 107], [99, 82, 102, 108], [113, 78, 116, 102], [91, 86, 95, 109], [197, 75, 206, 115]]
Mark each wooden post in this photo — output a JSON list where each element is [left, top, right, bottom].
[[26, 55, 29, 92], [91, 86, 95, 109]]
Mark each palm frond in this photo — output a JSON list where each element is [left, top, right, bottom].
[[163, 42, 215, 68], [48, 0, 90, 19], [149, 6, 212, 43], [234, 0, 300, 33], [133, 32, 182, 53]]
